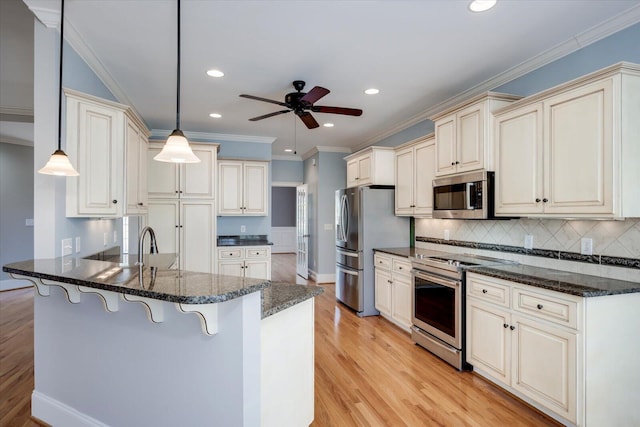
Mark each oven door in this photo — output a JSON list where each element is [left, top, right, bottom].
[[412, 269, 461, 349]]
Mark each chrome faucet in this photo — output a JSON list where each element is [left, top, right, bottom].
[[137, 226, 158, 266]]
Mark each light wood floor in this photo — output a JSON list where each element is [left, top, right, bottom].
[[1, 254, 560, 427]]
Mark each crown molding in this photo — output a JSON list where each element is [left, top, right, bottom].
[[0, 107, 34, 122], [151, 129, 276, 144], [300, 145, 351, 161], [272, 181, 303, 187], [361, 4, 640, 148], [25, 2, 59, 29], [272, 155, 303, 161]]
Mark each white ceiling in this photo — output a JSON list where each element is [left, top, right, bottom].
[[5, 0, 640, 157]]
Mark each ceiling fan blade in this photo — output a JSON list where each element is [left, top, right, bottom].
[[249, 109, 291, 121], [240, 94, 288, 107], [312, 106, 363, 116], [297, 112, 319, 129], [300, 86, 330, 105]]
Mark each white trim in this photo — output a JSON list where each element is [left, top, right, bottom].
[[309, 270, 335, 284], [32, 390, 109, 427], [25, 4, 59, 29], [0, 279, 32, 292], [151, 129, 276, 144], [272, 155, 303, 161], [0, 106, 34, 117], [300, 145, 351, 160], [272, 181, 303, 187]]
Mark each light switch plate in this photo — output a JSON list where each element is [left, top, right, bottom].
[[581, 238, 593, 255], [75, 237, 81, 253], [444, 230, 450, 241], [61, 238, 72, 256], [113, 231, 118, 243], [103, 232, 109, 246], [524, 235, 534, 249], [240, 225, 246, 233]]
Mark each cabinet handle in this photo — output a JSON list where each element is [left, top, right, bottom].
[[112, 200, 117, 204], [535, 198, 541, 203], [536, 304, 543, 310], [482, 289, 488, 294], [510, 325, 516, 331], [503, 323, 509, 329], [398, 266, 403, 270], [451, 162, 455, 166], [138, 202, 144, 206], [175, 191, 179, 194], [455, 161, 459, 165], [542, 198, 548, 203], [179, 191, 183, 194]]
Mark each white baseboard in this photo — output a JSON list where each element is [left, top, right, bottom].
[[0, 278, 31, 291], [32, 390, 108, 427], [309, 270, 335, 284]]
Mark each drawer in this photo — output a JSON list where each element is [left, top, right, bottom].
[[466, 273, 510, 308], [374, 253, 392, 270], [245, 247, 269, 259], [392, 258, 412, 275], [513, 288, 578, 329], [218, 248, 243, 259]]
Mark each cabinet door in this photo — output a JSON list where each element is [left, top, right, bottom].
[[413, 140, 435, 216], [494, 104, 544, 215], [147, 143, 179, 198], [346, 159, 359, 188], [374, 268, 392, 317], [243, 162, 268, 215], [182, 145, 217, 199], [245, 260, 270, 280], [218, 161, 244, 215], [391, 273, 412, 329], [180, 201, 215, 273], [435, 115, 456, 176], [356, 154, 372, 186], [218, 261, 245, 278], [125, 121, 148, 215], [147, 200, 179, 255], [544, 79, 613, 215], [511, 315, 577, 423], [457, 103, 484, 173], [67, 98, 124, 217], [466, 299, 511, 385], [394, 147, 415, 215]]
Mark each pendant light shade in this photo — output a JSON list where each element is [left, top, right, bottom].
[[154, 0, 200, 164], [38, 0, 79, 176]]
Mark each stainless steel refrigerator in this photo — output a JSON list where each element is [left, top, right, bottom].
[[335, 186, 410, 316]]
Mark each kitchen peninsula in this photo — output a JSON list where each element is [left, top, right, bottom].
[[3, 254, 322, 427]]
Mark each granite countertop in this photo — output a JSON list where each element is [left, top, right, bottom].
[[3, 256, 269, 304], [262, 282, 324, 319], [373, 247, 454, 259], [217, 235, 273, 246], [469, 264, 640, 297]]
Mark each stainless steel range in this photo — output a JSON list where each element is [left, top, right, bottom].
[[411, 253, 511, 370]]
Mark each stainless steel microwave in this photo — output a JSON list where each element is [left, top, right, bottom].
[[432, 171, 496, 219]]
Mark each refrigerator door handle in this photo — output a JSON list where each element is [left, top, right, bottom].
[[337, 265, 359, 276], [342, 194, 349, 242], [337, 249, 358, 258]]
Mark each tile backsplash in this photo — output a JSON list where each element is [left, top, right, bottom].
[[415, 218, 640, 259]]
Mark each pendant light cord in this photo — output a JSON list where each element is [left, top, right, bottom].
[[57, 0, 65, 151], [176, 0, 181, 130]]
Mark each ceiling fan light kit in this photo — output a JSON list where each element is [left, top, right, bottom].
[[38, 0, 79, 177], [155, 0, 200, 164], [240, 80, 363, 129]]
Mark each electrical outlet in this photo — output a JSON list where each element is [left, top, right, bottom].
[[324, 223, 333, 230], [25, 218, 34, 226], [444, 229, 450, 241], [61, 238, 72, 256], [524, 234, 534, 250], [75, 237, 81, 253], [240, 225, 246, 233], [103, 232, 109, 246], [581, 238, 593, 255]]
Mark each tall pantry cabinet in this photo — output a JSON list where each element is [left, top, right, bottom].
[[146, 142, 219, 273]]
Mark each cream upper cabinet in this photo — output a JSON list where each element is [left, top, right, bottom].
[[147, 143, 218, 200], [431, 92, 520, 177], [495, 63, 640, 218], [344, 147, 395, 188], [65, 89, 150, 218], [217, 160, 268, 216], [395, 135, 435, 217]]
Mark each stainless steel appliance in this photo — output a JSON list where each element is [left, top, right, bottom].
[[335, 186, 409, 316], [432, 170, 496, 219], [411, 253, 511, 370]]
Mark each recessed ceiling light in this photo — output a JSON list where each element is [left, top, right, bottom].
[[209, 113, 222, 118], [284, 149, 293, 153], [206, 69, 224, 78], [364, 88, 379, 95], [323, 123, 334, 128], [468, 0, 496, 12]]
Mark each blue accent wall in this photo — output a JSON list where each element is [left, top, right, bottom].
[[272, 159, 303, 183]]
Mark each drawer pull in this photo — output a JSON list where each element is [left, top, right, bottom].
[[503, 323, 509, 329], [510, 325, 516, 331], [537, 304, 543, 310], [482, 289, 488, 294]]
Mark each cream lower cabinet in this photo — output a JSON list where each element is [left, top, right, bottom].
[[218, 160, 269, 216], [466, 271, 640, 426], [395, 135, 435, 217], [218, 246, 271, 280], [374, 252, 412, 330], [147, 200, 216, 273], [494, 63, 640, 218]]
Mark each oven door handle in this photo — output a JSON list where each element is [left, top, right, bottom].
[[412, 270, 460, 289]]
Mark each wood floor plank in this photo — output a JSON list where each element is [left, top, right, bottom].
[[1, 254, 561, 426]]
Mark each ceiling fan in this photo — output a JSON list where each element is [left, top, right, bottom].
[[239, 80, 363, 129]]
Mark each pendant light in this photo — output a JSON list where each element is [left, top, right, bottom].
[[38, 0, 79, 176], [154, 0, 200, 163]]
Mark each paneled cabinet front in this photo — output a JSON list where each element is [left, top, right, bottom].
[[394, 135, 435, 217], [217, 160, 268, 216], [344, 147, 395, 188], [217, 246, 271, 280], [65, 89, 150, 218], [373, 252, 412, 331]]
